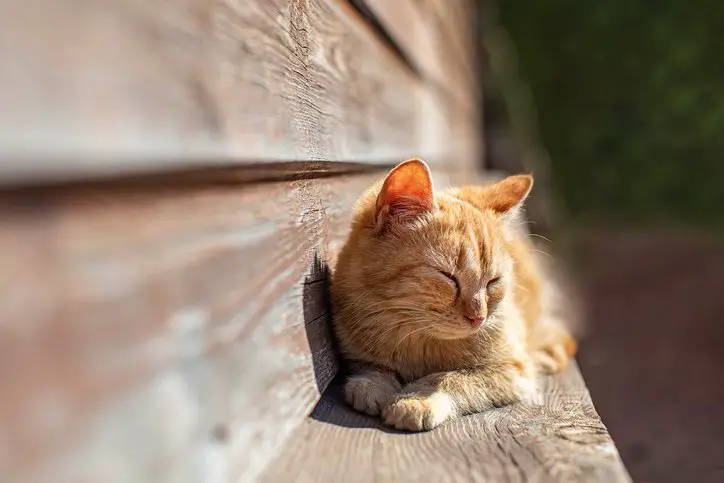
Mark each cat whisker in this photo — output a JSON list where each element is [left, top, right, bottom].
[[395, 324, 432, 346], [365, 321, 428, 353], [352, 318, 422, 339], [528, 233, 552, 244], [530, 249, 554, 261]]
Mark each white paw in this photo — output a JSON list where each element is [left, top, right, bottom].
[[382, 393, 454, 431], [344, 374, 399, 416], [515, 376, 543, 406]]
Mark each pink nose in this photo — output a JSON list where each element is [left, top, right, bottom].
[[465, 316, 484, 328]]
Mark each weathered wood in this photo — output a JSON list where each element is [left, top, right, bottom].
[[360, 0, 475, 110], [362, 3, 485, 170], [0, 171, 382, 483], [415, 0, 479, 98], [0, 0, 458, 185], [357, 0, 483, 172], [357, 0, 448, 96], [261, 362, 631, 483]]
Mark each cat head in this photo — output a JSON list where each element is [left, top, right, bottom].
[[335, 158, 533, 341]]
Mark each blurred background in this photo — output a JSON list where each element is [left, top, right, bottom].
[[477, 1, 724, 481]]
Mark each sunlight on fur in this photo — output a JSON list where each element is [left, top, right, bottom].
[[331, 159, 577, 431]]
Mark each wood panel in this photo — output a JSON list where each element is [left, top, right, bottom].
[[0, 0, 455, 185], [416, 0, 479, 97], [261, 363, 632, 483], [360, 0, 476, 111], [356, 1, 444, 90], [0, 170, 383, 483], [358, 0, 482, 171]]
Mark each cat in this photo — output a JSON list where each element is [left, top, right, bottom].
[[330, 158, 577, 431]]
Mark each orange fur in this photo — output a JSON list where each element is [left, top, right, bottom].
[[331, 159, 577, 431]]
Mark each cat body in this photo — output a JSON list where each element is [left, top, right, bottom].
[[331, 159, 576, 431]]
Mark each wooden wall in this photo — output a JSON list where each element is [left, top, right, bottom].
[[0, 1, 482, 481]]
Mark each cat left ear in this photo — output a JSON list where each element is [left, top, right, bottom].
[[375, 158, 435, 231], [485, 174, 534, 216]]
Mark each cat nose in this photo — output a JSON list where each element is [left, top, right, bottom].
[[465, 315, 485, 328], [461, 294, 484, 326]]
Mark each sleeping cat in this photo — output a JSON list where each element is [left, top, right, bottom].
[[330, 159, 576, 431]]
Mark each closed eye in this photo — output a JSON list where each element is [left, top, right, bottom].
[[486, 276, 502, 291], [438, 270, 460, 294]]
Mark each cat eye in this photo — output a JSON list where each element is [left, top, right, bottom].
[[438, 270, 460, 293], [486, 276, 502, 291]]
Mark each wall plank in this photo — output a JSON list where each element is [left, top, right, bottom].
[[415, 0, 479, 98], [360, 0, 473, 111], [359, 0, 482, 170], [357, 1, 445, 91], [0, 0, 455, 185], [0, 171, 382, 483]]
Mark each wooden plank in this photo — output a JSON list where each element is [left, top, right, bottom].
[[0, 0, 455, 185], [359, 0, 476, 111], [357, 0, 482, 170], [0, 170, 382, 483], [261, 362, 631, 483], [415, 0, 479, 101], [356, 1, 444, 89], [416, 0, 482, 117]]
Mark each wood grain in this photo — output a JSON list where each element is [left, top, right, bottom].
[[262, 362, 631, 483], [0, 171, 382, 483], [415, 0, 479, 97], [0, 0, 458, 184], [360, 0, 477, 111], [357, 0, 483, 171], [358, 0, 446, 92]]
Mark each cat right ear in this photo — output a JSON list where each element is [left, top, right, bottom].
[[484, 174, 534, 216], [374, 158, 435, 232]]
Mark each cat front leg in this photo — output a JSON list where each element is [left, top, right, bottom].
[[344, 362, 402, 416], [381, 362, 536, 431]]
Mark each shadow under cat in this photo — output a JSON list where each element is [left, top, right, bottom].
[[303, 253, 405, 432]]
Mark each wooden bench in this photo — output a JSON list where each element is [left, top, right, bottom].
[[263, 363, 630, 482], [0, 1, 630, 481]]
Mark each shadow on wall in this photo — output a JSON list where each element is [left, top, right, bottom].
[[302, 253, 340, 394], [302, 253, 406, 432]]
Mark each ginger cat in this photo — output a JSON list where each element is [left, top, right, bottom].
[[331, 159, 576, 431]]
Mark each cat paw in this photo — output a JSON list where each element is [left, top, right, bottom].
[[532, 327, 577, 374], [344, 374, 401, 416], [381, 393, 454, 431], [514, 375, 543, 406]]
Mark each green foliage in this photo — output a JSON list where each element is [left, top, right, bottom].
[[497, 0, 724, 229]]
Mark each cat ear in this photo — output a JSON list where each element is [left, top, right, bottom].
[[484, 174, 534, 216], [375, 158, 435, 230]]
